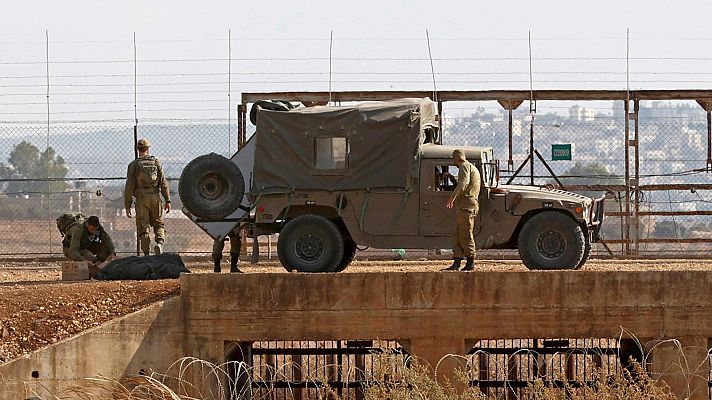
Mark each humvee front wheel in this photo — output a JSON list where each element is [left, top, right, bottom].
[[278, 215, 345, 273], [517, 211, 585, 270]]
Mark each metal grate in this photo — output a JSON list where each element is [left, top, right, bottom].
[[467, 338, 629, 398], [227, 340, 407, 400]]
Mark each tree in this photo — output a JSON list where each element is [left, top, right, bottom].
[[652, 220, 687, 238], [553, 162, 628, 242], [0, 140, 69, 196], [558, 161, 624, 188]]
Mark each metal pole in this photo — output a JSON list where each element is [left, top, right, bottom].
[[633, 99, 640, 256], [624, 28, 631, 255], [329, 30, 333, 104], [528, 31, 535, 186], [624, 100, 630, 255], [133, 32, 140, 256], [45, 30, 52, 256], [508, 108, 513, 171], [238, 103, 246, 149], [708, 109, 712, 171], [228, 28, 232, 157]]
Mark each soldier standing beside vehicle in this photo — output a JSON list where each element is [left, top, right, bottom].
[[212, 229, 243, 273], [124, 138, 171, 256], [443, 149, 481, 271], [63, 215, 116, 264]]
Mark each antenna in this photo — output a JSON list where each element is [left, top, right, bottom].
[[328, 30, 333, 104], [626, 27, 630, 104], [528, 30, 534, 113], [505, 30, 563, 188], [426, 29, 437, 102]]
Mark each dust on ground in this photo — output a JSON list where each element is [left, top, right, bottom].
[[1, 257, 711, 363]]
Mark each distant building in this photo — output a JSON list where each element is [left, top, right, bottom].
[[568, 105, 596, 122]]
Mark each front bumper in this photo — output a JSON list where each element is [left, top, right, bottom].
[[588, 196, 606, 242]]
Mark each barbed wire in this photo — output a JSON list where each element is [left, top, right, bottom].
[[2, 35, 712, 46]]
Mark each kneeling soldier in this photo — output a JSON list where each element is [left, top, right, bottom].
[[63, 215, 116, 264]]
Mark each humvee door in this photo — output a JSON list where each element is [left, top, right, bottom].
[[419, 159, 457, 236]]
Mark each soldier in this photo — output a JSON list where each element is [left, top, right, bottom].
[[63, 215, 116, 264], [443, 149, 481, 271], [124, 138, 171, 256], [212, 229, 243, 273]]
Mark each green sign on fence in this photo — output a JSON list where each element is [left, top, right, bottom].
[[552, 144, 572, 161]]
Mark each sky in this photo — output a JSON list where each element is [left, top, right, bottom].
[[2, 0, 712, 122]]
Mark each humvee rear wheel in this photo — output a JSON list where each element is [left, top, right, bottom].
[[517, 211, 585, 270], [179, 153, 244, 220], [278, 215, 344, 273]]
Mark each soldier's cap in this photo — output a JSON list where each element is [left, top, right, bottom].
[[137, 138, 151, 148], [452, 149, 467, 161]]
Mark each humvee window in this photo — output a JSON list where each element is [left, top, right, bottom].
[[315, 137, 348, 170], [434, 165, 457, 191]]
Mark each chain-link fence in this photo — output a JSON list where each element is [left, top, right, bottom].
[[443, 99, 711, 257], [0, 122, 238, 256], [0, 98, 710, 257]]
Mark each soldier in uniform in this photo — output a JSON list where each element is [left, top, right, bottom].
[[63, 215, 116, 264], [212, 229, 243, 273], [443, 149, 481, 271], [124, 138, 171, 256]]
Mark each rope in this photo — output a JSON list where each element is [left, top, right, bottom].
[[389, 189, 410, 224], [359, 189, 371, 231]]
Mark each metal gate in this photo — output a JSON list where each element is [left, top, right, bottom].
[[226, 340, 407, 400]]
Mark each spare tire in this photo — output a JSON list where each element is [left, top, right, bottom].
[[179, 153, 244, 220]]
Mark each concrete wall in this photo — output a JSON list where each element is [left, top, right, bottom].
[[2, 271, 712, 399], [0, 297, 184, 400], [182, 271, 712, 399]]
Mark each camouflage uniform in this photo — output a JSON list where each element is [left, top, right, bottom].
[[444, 149, 481, 271], [62, 221, 115, 262], [212, 230, 242, 273], [124, 140, 171, 255]]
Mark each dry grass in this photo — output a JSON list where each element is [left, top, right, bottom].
[[24, 353, 685, 400]]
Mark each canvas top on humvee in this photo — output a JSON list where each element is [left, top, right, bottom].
[[179, 98, 605, 272]]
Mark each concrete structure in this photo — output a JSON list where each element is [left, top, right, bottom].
[[2, 271, 712, 399]]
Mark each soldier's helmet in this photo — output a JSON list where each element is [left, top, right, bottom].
[[452, 149, 467, 161], [137, 138, 151, 149]]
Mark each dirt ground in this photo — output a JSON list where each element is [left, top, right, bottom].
[[1, 257, 711, 364]]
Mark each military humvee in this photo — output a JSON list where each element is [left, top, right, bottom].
[[179, 98, 605, 272]]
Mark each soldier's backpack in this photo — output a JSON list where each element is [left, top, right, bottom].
[[137, 156, 160, 187], [56, 211, 86, 237]]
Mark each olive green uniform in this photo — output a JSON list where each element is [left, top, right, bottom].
[[451, 160, 481, 259], [212, 231, 242, 272], [62, 221, 115, 262], [124, 155, 171, 255]]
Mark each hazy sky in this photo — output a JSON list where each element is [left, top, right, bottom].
[[2, 0, 712, 122]]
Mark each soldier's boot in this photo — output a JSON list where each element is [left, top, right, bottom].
[[462, 257, 475, 271], [213, 260, 221, 273], [230, 258, 242, 274], [442, 258, 462, 271], [153, 241, 163, 255]]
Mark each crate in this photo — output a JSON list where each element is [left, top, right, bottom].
[[61, 260, 90, 281]]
